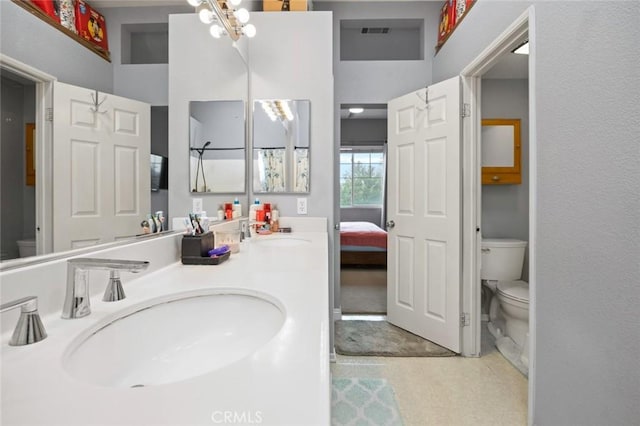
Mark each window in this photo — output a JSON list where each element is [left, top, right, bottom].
[[340, 148, 385, 207]]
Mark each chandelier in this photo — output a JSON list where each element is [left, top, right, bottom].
[[187, 0, 256, 41]]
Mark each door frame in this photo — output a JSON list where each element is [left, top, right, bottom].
[[0, 54, 56, 256], [458, 6, 535, 423]]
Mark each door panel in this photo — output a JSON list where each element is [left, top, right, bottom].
[[53, 82, 150, 251], [387, 76, 462, 352]]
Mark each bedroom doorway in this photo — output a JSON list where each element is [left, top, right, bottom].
[[338, 103, 389, 316]]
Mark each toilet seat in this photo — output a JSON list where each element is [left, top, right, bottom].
[[496, 280, 529, 303]]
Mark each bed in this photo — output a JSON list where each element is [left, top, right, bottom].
[[340, 221, 387, 267]]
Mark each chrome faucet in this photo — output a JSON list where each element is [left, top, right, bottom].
[[1, 296, 47, 346], [62, 258, 150, 319]]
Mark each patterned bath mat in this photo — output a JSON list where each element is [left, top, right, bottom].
[[332, 378, 403, 426], [335, 320, 456, 357]]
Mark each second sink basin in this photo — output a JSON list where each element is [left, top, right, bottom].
[[62, 290, 285, 388]]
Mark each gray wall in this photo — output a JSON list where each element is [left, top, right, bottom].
[[103, 6, 191, 106], [1, 78, 25, 259], [341, 27, 422, 61], [341, 118, 387, 145], [434, 2, 640, 424], [0, 0, 112, 92], [191, 101, 245, 159], [481, 78, 529, 281], [0, 76, 36, 260]]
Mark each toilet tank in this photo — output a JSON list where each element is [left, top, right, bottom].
[[481, 238, 527, 281]]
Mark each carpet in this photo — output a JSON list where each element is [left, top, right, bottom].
[[341, 268, 387, 314], [335, 320, 456, 357], [332, 378, 403, 426]]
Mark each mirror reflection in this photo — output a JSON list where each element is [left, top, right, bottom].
[[252, 99, 310, 193], [189, 100, 246, 193]]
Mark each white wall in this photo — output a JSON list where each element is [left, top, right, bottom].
[[481, 78, 529, 281], [169, 9, 334, 344], [434, 2, 640, 424], [248, 10, 334, 346], [168, 13, 249, 218], [247, 12, 334, 221]]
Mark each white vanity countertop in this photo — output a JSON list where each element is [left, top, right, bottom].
[[1, 232, 330, 426]]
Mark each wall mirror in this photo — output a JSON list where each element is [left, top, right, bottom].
[[252, 99, 310, 193], [189, 100, 246, 193], [481, 118, 521, 185]]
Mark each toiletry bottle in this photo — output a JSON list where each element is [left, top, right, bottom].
[[264, 203, 272, 223], [271, 209, 279, 232], [233, 197, 242, 217]]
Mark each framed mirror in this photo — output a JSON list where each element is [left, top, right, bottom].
[[189, 100, 246, 193], [252, 99, 310, 193], [481, 118, 521, 185]]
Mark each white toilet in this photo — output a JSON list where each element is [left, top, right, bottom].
[[481, 238, 529, 374], [16, 239, 36, 258]]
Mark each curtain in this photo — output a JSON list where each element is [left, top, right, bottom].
[[258, 149, 286, 192], [294, 148, 310, 192]]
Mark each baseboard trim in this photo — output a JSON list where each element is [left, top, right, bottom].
[[330, 347, 337, 363]]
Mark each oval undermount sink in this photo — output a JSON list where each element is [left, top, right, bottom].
[[254, 237, 311, 247], [62, 291, 285, 388]]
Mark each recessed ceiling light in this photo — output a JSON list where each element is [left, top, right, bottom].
[[512, 41, 529, 55], [349, 107, 364, 114]]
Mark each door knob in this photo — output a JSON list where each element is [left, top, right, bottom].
[[386, 220, 395, 229]]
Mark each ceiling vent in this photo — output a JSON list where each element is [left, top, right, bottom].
[[361, 27, 389, 34]]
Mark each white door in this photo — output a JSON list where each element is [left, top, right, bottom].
[[387, 76, 461, 352], [52, 82, 150, 251]]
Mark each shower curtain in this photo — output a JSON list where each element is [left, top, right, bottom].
[[294, 148, 310, 192], [257, 149, 286, 192]]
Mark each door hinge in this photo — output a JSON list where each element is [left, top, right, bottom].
[[461, 103, 471, 118], [46, 108, 53, 122], [460, 312, 470, 327]]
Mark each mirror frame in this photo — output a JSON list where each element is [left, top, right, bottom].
[[481, 118, 521, 185], [188, 100, 247, 195], [252, 99, 311, 194]]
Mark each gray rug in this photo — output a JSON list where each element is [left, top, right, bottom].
[[335, 320, 456, 357]]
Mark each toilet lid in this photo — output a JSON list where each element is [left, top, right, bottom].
[[497, 280, 529, 303]]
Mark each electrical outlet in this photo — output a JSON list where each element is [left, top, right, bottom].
[[296, 197, 308, 215], [193, 198, 203, 214]]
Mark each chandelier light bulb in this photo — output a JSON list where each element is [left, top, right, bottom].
[[243, 23, 257, 38], [187, 0, 202, 6], [229, 0, 242, 6], [210, 24, 224, 38], [199, 8, 215, 24], [234, 8, 250, 24]]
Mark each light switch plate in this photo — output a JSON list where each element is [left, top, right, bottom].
[[193, 198, 203, 214], [296, 198, 308, 215]]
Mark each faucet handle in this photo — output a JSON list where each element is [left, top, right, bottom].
[[0, 296, 47, 346]]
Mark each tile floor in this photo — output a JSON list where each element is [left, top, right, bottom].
[[331, 322, 528, 426]]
